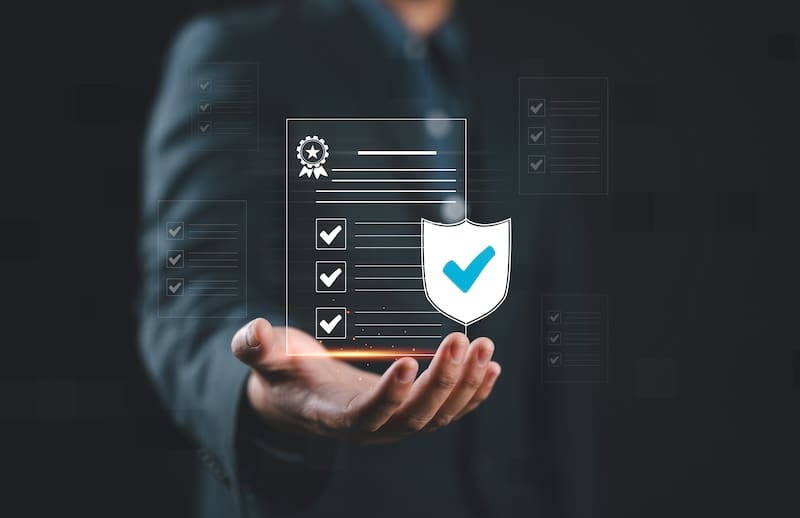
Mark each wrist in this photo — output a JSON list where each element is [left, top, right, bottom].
[[241, 371, 310, 451]]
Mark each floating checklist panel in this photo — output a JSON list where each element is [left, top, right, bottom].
[[192, 63, 259, 150], [519, 77, 609, 195], [286, 118, 466, 357], [157, 200, 247, 318], [541, 294, 609, 383]]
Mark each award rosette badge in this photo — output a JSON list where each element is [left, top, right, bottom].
[[297, 135, 329, 179]]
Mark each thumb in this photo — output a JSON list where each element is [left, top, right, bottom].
[[231, 318, 286, 373]]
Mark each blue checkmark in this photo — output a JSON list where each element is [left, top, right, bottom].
[[442, 245, 496, 293]]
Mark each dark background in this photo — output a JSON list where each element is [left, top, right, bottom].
[[3, 1, 798, 516]]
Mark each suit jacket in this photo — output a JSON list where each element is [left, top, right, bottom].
[[139, 2, 605, 516]]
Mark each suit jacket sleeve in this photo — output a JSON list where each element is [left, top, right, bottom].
[[137, 15, 333, 516]]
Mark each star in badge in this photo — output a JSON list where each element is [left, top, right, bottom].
[[305, 145, 320, 160]]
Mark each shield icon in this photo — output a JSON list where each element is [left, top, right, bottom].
[[421, 218, 512, 326]]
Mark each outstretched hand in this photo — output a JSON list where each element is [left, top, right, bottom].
[[231, 318, 501, 444]]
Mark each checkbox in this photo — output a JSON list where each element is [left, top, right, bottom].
[[547, 331, 562, 346], [547, 352, 562, 367], [198, 121, 212, 135], [528, 127, 545, 145], [198, 79, 212, 92], [316, 218, 347, 250], [528, 98, 546, 117], [528, 155, 546, 174], [316, 261, 347, 293], [166, 278, 184, 296], [166, 250, 184, 269], [166, 222, 184, 240], [315, 307, 347, 339], [546, 310, 561, 325], [198, 102, 212, 113]]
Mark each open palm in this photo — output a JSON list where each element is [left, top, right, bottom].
[[233, 319, 501, 443]]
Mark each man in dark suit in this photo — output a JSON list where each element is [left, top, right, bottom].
[[139, 1, 603, 516]]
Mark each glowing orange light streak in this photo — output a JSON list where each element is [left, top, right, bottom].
[[289, 349, 435, 359]]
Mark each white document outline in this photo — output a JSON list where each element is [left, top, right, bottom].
[[286, 118, 467, 354]]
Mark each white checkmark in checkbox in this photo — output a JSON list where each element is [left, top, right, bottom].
[[320, 268, 342, 287], [528, 155, 546, 174], [319, 225, 342, 245], [316, 218, 347, 250], [167, 250, 184, 268], [528, 127, 545, 144], [316, 261, 347, 293], [315, 307, 347, 339], [166, 278, 184, 296], [319, 314, 342, 334], [167, 222, 184, 239], [528, 99, 546, 117]]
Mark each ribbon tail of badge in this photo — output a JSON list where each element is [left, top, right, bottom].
[[313, 166, 328, 179], [299, 167, 313, 177]]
